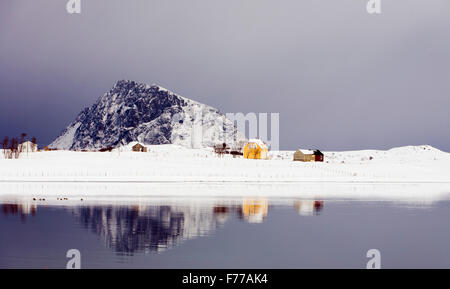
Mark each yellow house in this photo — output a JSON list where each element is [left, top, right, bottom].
[[243, 139, 269, 160]]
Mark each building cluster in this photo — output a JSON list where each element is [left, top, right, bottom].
[[130, 138, 325, 163], [243, 139, 324, 162]]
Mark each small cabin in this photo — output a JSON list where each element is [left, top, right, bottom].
[[293, 149, 315, 162], [294, 149, 324, 162], [132, 143, 147, 152]]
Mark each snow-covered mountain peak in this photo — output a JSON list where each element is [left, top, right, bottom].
[[49, 80, 246, 150]]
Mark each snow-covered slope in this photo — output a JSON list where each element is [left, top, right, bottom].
[[49, 80, 245, 150]]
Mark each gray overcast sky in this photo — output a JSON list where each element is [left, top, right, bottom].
[[0, 0, 449, 151]]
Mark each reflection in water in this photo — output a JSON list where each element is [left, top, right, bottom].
[[1, 203, 37, 223], [293, 200, 324, 216], [71, 199, 323, 254], [4, 193, 450, 268], [71, 205, 231, 254], [242, 199, 269, 223], [1, 197, 325, 255]]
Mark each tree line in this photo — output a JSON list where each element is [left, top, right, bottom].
[[1, 133, 37, 159]]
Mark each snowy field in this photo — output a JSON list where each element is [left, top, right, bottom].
[[1, 144, 449, 184]]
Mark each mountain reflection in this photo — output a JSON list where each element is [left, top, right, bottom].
[[1, 197, 325, 254], [69, 199, 324, 254], [71, 205, 234, 254]]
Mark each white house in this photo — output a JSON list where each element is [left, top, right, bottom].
[[19, 141, 37, 153]]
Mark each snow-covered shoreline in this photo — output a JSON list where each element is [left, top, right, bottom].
[[1, 144, 450, 184], [1, 181, 450, 207]]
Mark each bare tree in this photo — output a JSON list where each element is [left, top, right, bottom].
[[2, 134, 37, 159], [31, 137, 37, 152], [2, 137, 9, 159], [19, 133, 26, 154], [10, 138, 20, 159]]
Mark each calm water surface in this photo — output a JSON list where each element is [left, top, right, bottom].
[[1, 195, 450, 268]]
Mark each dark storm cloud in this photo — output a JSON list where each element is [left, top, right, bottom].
[[0, 0, 449, 150]]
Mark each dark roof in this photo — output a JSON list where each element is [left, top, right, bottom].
[[313, 150, 323, 156]]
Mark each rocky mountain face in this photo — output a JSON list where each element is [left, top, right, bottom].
[[49, 80, 245, 150]]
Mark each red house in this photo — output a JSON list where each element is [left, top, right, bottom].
[[313, 150, 324, 162]]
